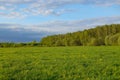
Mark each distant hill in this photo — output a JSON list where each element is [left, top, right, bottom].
[[40, 24, 120, 46]]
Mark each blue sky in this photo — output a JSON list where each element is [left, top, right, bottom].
[[0, 0, 120, 42]]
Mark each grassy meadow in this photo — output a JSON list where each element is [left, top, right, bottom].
[[0, 46, 120, 80]]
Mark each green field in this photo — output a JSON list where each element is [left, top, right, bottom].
[[0, 46, 120, 80]]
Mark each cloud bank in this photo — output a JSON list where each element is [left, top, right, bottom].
[[1, 16, 120, 33]]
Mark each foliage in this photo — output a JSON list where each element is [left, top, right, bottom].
[[118, 37, 120, 45], [40, 24, 120, 46], [0, 41, 41, 48], [104, 33, 120, 46]]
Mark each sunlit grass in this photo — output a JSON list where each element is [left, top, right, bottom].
[[0, 46, 120, 80]]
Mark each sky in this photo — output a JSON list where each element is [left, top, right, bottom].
[[0, 0, 120, 42]]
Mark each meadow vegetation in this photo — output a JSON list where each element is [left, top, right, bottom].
[[0, 46, 120, 80]]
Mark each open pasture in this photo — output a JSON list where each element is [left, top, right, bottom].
[[0, 46, 120, 80]]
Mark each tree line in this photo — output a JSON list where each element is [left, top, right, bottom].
[[0, 24, 120, 47], [40, 24, 120, 46], [0, 41, 41, 48]]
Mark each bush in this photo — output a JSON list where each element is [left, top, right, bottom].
[[105, 33, 120, 46]]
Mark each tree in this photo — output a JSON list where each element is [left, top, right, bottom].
[[40, 24, 120, 46], [118, 37, 120, 46]]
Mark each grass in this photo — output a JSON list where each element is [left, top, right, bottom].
[[0, 46, 120, 80]]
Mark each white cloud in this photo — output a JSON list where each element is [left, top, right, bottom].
[[0, 0, 120, 18], [0, 6, 6, 10], [1, 16, 120, 33], [0, 12, 26, 18]]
